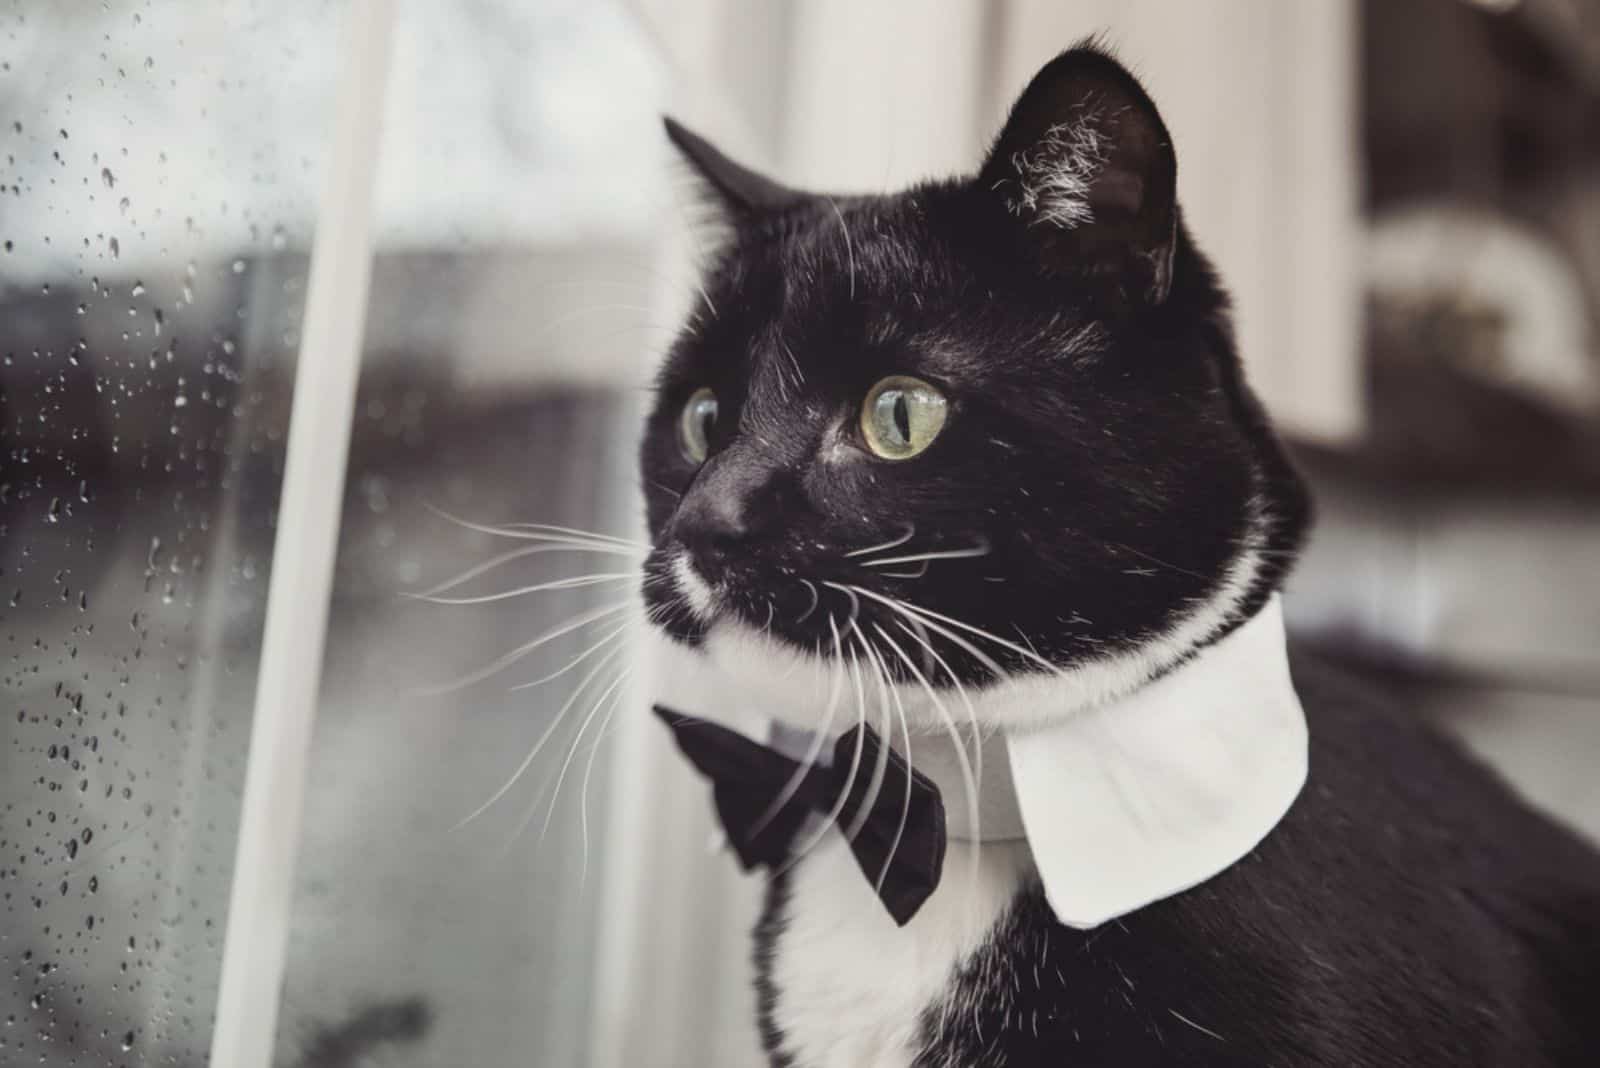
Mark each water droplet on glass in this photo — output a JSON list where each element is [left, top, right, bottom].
[[100, 166, 115, 189], [231, 258, 246, 274]]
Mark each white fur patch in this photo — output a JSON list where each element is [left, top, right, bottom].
[[1005, 109, 1107, 229], [772, 834, 1033, 1068], [671, 551, 717, 621]]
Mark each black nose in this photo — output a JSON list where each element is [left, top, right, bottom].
[[670, 450, 774, 553], [674, 484, 748, 547]]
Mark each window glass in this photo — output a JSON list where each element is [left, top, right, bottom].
[[1, 2, 337, 1063]]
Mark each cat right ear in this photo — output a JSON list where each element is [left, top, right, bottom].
[[664, 118, 802, 221], [979, 45, 1178, 304]]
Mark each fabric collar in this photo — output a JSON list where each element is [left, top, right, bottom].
[[768, 595, 1306, 929]]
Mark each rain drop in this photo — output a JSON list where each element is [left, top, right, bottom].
[[100, 166, 115, 189]]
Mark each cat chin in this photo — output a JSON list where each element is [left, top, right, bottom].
[[643, 503, 1272, 735]]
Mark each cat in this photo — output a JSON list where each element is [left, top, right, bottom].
[[640, 43, 1600, 1067]]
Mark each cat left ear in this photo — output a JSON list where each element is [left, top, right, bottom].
[[979, 45, 1177, 304], [664, 117, 803, 220]]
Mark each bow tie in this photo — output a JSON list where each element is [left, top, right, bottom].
[[653, 706, 947, 926]]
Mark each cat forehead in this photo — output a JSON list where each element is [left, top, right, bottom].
[[730, 188, 958, 288]]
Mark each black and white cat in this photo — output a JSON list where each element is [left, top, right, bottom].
[[639, 45, 1600, 1067]]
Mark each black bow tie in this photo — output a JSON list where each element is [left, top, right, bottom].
[[653, 705, 947, 926]]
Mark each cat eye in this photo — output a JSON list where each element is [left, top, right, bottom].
[[861, 376, 948, 460], [678, 386, 718, 464]]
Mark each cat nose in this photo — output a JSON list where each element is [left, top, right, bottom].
[[674, 485, 749, 547], [671, 451, 772, 551]]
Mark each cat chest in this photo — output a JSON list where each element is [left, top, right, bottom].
[[765, 835, 1034, 1068]]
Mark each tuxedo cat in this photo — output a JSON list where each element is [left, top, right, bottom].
[[641, 45, 1600, 1067]]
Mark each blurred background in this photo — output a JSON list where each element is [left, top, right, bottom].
[[1, 0, 1596, 1065]]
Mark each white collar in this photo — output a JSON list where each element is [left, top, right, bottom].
[[654, 595, 1307, 930]]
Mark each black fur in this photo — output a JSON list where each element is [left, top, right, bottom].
[[753, 872, 797, 1068], [642, 42, 1600, 1066], [898, 654, 1600, 1066]]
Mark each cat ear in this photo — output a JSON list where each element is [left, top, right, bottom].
[[979, 45, 1177, 303], [664, 117, 803, 219]]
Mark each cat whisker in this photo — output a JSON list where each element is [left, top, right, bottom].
[[890, 617, 988, 932], [878, 561, 930, 580], [415, 544, 632, 598], [424, 502, 648, 552], [828, 196, 857, 301], [872, 622, 978, 815], [870, 632, 916, 900], [416, 601, 634, 696], [750, 615, 846, 839], [853, 584, 1061, 677], [844, 523, 916, 558], [843, 630, 894, 850], [406, 572, 636, 607], [451, 640, 628, 831], [779, 646, 868, 876], [832, 583, 862, 635], [872, 622, 981, 899], [861, 539, 992, 569], [509, 620, 634, 692], [1105, 539, 1210, 582], [578, 671, 634, 886], [540, 668, 633, 848], [495, 521, 649, 551], [833, 583, 1010, 682], [795, 579, 820, 624], [891, 618, 983, 791]]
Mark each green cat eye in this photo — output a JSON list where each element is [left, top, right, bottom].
[[679, 386, 718, 464], [861, 376, 948, 460]]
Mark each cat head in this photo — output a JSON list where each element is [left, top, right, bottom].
[[639, 45, 1309, 730]]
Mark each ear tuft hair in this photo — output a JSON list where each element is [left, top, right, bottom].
[[1003, 106, 1112, 228], [980, 43, 1178, 303]]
